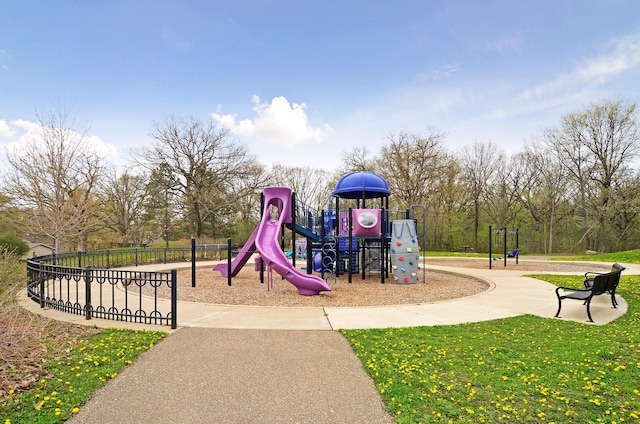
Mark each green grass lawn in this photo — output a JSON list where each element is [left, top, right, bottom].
[[342, 255, 640, 423], [1, 328, 166, 424], [553, 249, 640, 264]]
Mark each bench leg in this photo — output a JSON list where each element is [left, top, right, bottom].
[[555, 298, 562, 318], [610, 292, 618, 308], [585, 299, 594, 323]]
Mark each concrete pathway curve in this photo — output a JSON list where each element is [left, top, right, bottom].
[[21, 259, 632, 330]]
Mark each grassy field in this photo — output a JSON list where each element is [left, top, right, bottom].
[[1, 329, 166, 423], [341, 251, 640, 423]]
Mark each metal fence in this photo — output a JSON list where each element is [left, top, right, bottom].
[[26, 246, 238, 330], [26, 260, 177, 329], [34, 247, 191, 269], [24, 247, 204, 330]]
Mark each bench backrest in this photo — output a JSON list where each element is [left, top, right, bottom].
[[608, 263, 625, 291], [612, 263, 626, 273], [591, 273, 610, 296]]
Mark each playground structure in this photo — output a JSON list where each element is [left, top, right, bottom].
[[214, 171, 427, 295], [489, 225, 519, 269], [213, 186, 332, 295], [286, 238, 308, 259], [390, 219, 422, 284]]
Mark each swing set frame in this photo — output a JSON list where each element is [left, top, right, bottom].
[[489, 225, 519, 269]]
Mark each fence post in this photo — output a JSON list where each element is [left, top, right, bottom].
[[38, 261, 45, 308], [191, 237, 196, 288], [84, 267, 92, 321], [171, 269, 177, 330]]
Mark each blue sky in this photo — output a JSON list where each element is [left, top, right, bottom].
[[1, 0, 639, 172]]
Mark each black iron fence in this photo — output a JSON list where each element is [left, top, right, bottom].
[[26, 260, 177, 329], [35, 246, 191, 269], [26, 246, 237, 330]]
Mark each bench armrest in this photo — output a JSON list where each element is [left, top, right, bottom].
[[556, 285, 591, 295]]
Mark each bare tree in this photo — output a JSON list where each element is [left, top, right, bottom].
[[3, 109, 106, 252], [607, 169, 640, 250], [376, 129, 448, 209], [459, 141, 501, 249], [543, 99, 640, 251], [136, 116, 261, 238], [484, 154, 522, 228], [516, 141, 570, 253], [339, 146, 377, 173], [428, 153, 467, 250], [225, 162, 270, 240], [269, 164, 332, 213], [101, 169, 149, 245], [142, 164, 183, 247]]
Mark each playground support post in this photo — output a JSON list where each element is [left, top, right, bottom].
[[515, 229, 519, 265], [488, 226, 508, 268], [380, 207, 386, 284], [320, 209, 326, 280], [489, 226, 492, 269], [226, 237, 232, 286], [489, 226, 519, 268], [503, 226, 507, 268], [291, 192, 296, 269], [348, 207, 353, 284]]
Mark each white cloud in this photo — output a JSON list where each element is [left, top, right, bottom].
[[86, 134, 119, 162], [1, 120, 39, 151], [1, 119, 118, 164], [10, 119, 38, 133], [524, 30, 640, 99], [0, 119, 13, 138], [212, 95, 333, 147]]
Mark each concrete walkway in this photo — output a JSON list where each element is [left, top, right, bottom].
[[67, 328, 394, 424], [20, 259, 632, 331], [19, 258, 633, 423]]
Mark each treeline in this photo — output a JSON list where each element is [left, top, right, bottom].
[[1, 99, 639, 255]]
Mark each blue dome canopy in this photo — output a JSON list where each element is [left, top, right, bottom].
[[332, 171, 391, 199]]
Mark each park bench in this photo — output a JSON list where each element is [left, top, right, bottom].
[[555, 264, 625, 323], [583, 263, 625, 308]]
